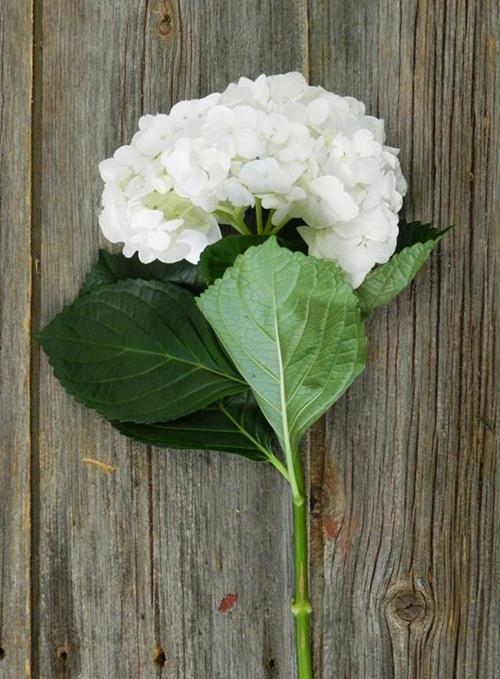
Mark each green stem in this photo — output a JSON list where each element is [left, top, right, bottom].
[[290, 451, 313, 679], [215, 207, 252, 235], [233, 222, 247, 235], [255, 198, 263, 234], [269, 217, 290, 237], [234, 212, 251, 235], [264, 209, 275, 234]]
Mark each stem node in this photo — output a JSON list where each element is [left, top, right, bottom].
[[291, 600, 313, 616]]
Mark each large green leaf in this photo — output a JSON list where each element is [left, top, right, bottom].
[[198, 235, 266, 285], [197, 238, 366, 456], [356, 222, 447, 315], [113, 393, 274, 462], [36, 279, 246, 422], [81, 249, 205, 294]]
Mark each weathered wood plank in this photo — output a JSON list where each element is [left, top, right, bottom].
[[35, 1, 308, 677], [307, 0, 499, 677], [0, 1, 33, 676], [36, 3, 158, 677]]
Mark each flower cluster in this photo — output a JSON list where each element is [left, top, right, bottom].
[[99, 72, 406, 286]]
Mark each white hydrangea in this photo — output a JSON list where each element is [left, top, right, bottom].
[[98, 72, 406, 284]]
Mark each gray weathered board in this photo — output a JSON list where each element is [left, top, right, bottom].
[[0, 1, 498, 677]]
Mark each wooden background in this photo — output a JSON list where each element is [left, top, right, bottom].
[[1, 0, 498, 677]]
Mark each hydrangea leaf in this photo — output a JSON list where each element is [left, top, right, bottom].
[[197, 237, 366, 454], [36, 279, 246, 423], [113, 393, 274, 462], [199, 235, 266, 284], [199, 228, 309, 286], [81, 249, 205, 295], [356, 223, 448, 315], [396, 220, 452, 252]]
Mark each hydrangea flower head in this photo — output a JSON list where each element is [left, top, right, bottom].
[[98, 72, 407, 285]]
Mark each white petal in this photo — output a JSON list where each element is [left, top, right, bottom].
[[206, 105, 235, 127], [177, 229, 209, 264], [99, 158, 128, 183], [268, 72, 307, 101], [129, 233, 147, 247], [122, 244, 136, 258], [310, 176, 359, 221], [147, 230, 171, 251], [204, 220, 223, 245], [130, 208, 164, 230], [348, 269, 369, 288], [134, 130, 169, 157], [307, 97, 329, 126], [353, 129, 381, 157], [99, 206, 125, 243], [199, 148, 231, 180], [239, 159, 274, 193], [138, 114, 155, 131], [137, 247, 157, 264], [362, 204, 398, 241], [156, 243, 191, 263], [224, 178, 254, 206], [114, 145, 144, 167], [262, 114, 290, 144], [234, 128, 260, 160], [163, 218, 185, 232], [268, 169, 292, 194]]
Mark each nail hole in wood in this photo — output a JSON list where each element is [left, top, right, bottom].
[[56, 644, 69, 661], [268, 657, 278, 672], [0, 647, 5, 660], [153, 645, 166, 666]]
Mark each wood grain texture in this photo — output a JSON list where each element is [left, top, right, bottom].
[[0, 1, 33, 676], [1, 0, 498, 677], [34, 1, 306, 678], [307, 0, 499, 677], [36, 3, 158, 677]]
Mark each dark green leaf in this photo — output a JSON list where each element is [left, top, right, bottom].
[[113, 393, 274, 462], [198, 235, 266, 284], [356, 224, 448, 315], [396, 220, 452, 252], [36, 279, 246, 422], [81, 250, 205, 295], [197, 238, 366, 455]]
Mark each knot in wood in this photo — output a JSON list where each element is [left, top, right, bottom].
[[155, 0, 174, 39], [390, 588, 426, 623]]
